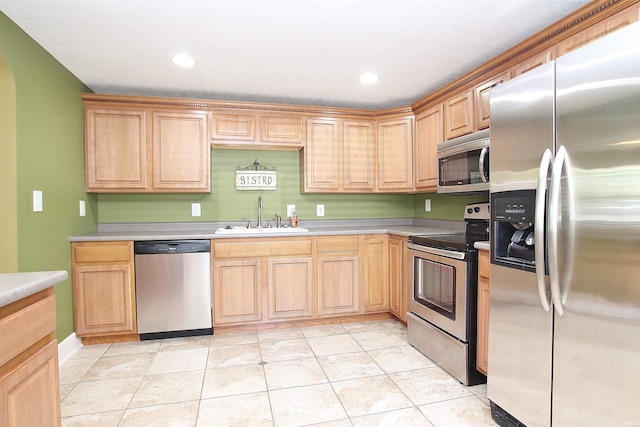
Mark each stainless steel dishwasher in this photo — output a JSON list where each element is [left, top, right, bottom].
[[134, 240, 212, 340]]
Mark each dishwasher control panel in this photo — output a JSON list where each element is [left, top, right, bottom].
[[134, 240, 210, 254]]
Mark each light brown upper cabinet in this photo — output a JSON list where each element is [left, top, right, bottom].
[[342, 120, 376, 191], [211, 111, 305, 149], [376, 117, 413, 191], [474, 71, 510, 130], [302, 118, 341, 191], [511, 50, 553, 78], [555, 7, 638, 57], [414, 105, 442, 191], [444, 90, 474, 140], [84, 100, 210, 193]]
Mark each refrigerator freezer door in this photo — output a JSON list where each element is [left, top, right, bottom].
[[552, 22, 640, 426], [489, 62, 555, 193]]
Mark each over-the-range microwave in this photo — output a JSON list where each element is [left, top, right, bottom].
[[437, 128, 489, 194]]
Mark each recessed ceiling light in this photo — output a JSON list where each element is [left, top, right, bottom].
[[171, 54, 196, 67], [359, 72, 379, 84]]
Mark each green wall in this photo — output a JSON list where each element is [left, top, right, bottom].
[[0, 12, 97, 341]]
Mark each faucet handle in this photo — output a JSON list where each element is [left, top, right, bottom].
[[241, 217, 251, 228], [274, 213, 282, 228]]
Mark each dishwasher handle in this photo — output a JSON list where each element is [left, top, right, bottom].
[[134, 240, 210, 255]]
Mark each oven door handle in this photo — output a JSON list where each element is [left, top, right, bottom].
[[407, 243, 466, 260]]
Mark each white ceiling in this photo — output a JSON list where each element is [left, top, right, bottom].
[[1, 0, 591, 109]]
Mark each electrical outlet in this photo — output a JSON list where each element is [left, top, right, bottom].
[[33, 190, 43, 212], [79, 200, 86, 217], [425, 199, 431, 212], [287, 204, 296, 217], [191, 203, 201, 217], [317, 204, 325, 217]]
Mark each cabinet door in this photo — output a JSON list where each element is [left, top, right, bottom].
[[267, 257, 313, 319], [152, 111, 210, 192], [363, 236, 389, 313], [376, 118, 413, 191], [388, 236, 406, 321], [0, 340, 60, 427], [414, 106, 442, 191], [343, 120, 375, 191], [85, 108, 147, 191], [474, 71, 510, 130], [303, 118, 340, 191], [72, 263, 136, 337], [476, 249, 490, 375], [511, 50, 553, 78], [444, 90, 474, 140], [260, 115, 305, 146], [555, 7, 638, 57], [213, 260, 262, 325], [317, 256, 359, 315], [211, 113, 256, 141]]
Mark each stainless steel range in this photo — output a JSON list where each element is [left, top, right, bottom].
[[407, 202, 489, 385]]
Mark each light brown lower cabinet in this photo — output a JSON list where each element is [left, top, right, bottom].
[[71, 241, 137, 340], [317, 255, 360, 316], [212, 259, 263, 325], [388, 235, 408, 322], [0, 288, 60, 427], [363, 235, 389, 313], [267, 257, 313, 320], [476, 249, 490, 375]]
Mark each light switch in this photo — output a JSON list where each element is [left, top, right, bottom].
[[287, 205, 296, 217], [425, 199, 431, 212], [317, 204, 325, 217], [33, 190, 43, 212], [79, 200, 86, 217], [191, 203, 201, 217]]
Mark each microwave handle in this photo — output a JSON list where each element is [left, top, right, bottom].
[[479, 147, 489, 183]]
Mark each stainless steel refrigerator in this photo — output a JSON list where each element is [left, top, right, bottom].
[[487, 22, 640, 427]]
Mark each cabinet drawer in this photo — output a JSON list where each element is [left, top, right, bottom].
[[0, 292, 56, 367], [213, 239, 313, 258], [315, 236, 359, 254], [479, 249, 490, 278], [73, 241, 132, 263]]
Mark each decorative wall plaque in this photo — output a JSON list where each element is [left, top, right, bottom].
[[235, 159, 277, 190]]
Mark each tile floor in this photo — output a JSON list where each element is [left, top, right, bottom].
[[59, 318, 498, 426]]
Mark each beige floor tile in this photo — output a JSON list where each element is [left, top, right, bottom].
[[468, 382, 487, 395], [341, 321, 388, 334], [270, 383, 347, 427], [158, 335, 212, 351], [61, 410, 123, 427], [211, 331, 258, 347], [201, 364, 266, 398], [419, 396, 498, 427], [61, 377, 141, 417], [147, 347, 209, 375], [390, 367, 472, 405], [332, 375, 413, 418], [207, 343, 263, 368], [475, 392, 490, 406], [59, 358, 98, 384], [351, 407, 434, 427], [102, 340, 161, 357], [307, 334, 363, 357], [259, 338, 315, 362], [350, 330, 408, 351], [257, 327, 304, 342], [317, 352, 384, 382], [197, 392, 273, 427], [82, 353, 154, 381], [69, 344, 111, 360], [305, 420, 353, 427], [380, 319, 407, 332], [120, 400, 199, 426], [264, 357, 328, 390], [60, 383, 75, 401], [367, 345, 435, 373], [129, 370, 205, 407], [300, 323, 348, 338]]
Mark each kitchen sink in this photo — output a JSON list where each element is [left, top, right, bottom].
[[214, 226, 309, 234]]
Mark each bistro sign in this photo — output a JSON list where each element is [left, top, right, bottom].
[[235, 159, 277, 191]]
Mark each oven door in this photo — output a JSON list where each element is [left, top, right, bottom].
[[407, 244, 470, 342]]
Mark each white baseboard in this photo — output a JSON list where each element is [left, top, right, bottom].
[[58, 332, 82, 367]]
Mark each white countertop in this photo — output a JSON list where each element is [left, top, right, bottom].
[[0, 270, 68, 307]]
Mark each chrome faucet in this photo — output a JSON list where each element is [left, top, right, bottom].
[[257, 196, 264, 228]]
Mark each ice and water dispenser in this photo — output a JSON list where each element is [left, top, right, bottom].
[[491, 190, 540, 272]]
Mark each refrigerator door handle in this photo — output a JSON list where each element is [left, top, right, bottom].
[[535, 148, 552, 311], [479, 147, 489, 183], [549, 145, 575, 316]]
